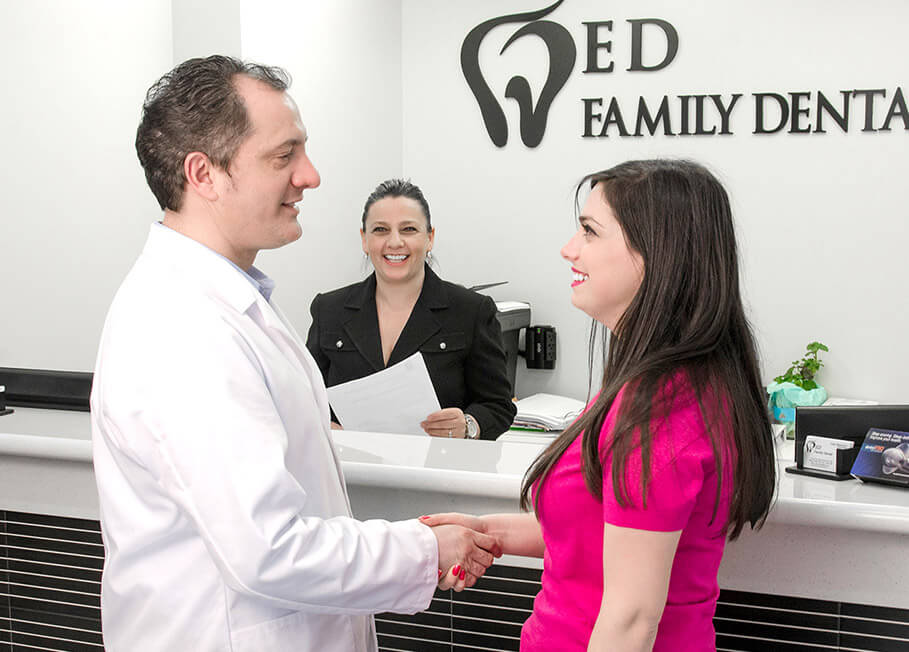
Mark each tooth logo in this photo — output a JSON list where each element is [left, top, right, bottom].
[[461, 0, 576, 148]]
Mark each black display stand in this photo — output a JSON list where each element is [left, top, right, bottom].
[[0, 368, 92, 411], [788, 405, 909, 481], [785, 464, 853, 481]]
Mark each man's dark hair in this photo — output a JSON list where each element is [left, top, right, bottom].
[[135, 55, 291, 211], [361, 178, 432, 231]]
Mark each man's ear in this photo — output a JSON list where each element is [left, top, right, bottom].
[[183, 151, 219, 202]]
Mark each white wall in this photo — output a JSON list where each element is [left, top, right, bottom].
[[2, 0, 906, 407], [0, 0, 171, 372], [400, 0, 909, 403], [172, 0, 241, 61], [0, 0, 402, 371], [238, 0, 404, 336]]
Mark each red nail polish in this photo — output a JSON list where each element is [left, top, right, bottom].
[[452, 564, 461, 576], [459, 569, 466, 580], [419, 515, 428, 520], [438, 569, 443, 578]]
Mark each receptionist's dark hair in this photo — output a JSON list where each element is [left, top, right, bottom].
[[361, 179, 432, 231], [520, 159, 776, 541], [136, 55, 291, 212]]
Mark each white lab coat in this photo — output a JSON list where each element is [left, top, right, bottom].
[[91, 224, 438, 652]]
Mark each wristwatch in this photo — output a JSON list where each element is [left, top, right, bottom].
[[465, 414, 480, 439]]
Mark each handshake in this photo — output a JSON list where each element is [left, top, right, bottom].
[[420, 513, 499, 591]]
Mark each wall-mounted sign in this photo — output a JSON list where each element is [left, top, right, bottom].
[[461, 1, 576, 147], [462, 0, 908, 147]]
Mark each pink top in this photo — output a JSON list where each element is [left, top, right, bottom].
[[521, 381, 734, 651]]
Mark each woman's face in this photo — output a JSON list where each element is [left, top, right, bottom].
[[560, 183, 644, 330], [361, 196, 434, 287]]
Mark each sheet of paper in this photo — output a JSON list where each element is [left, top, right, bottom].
[[326, 352, 440, 436]]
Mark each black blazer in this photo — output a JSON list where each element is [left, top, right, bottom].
[[306, 266, 516, 439]]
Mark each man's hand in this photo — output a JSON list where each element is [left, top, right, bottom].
[[426, 522, 501, 590]]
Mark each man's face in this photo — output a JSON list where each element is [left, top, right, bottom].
[[213, 75, 320, 260]]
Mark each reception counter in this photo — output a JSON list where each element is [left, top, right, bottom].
[[2, 407, 908, 651]]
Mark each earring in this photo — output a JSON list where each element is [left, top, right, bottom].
[[426, 251, 434, 262]]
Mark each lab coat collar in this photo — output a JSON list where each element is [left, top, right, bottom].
[[142, 224, 306, 363], [141, 223, 345, 503], [143, 223, 261, 315], [141, 224, 335, 436]]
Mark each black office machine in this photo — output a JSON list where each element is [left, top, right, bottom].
[[494, 302, 531, 395]]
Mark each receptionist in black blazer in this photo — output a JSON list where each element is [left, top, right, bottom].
[[305, 179, 516, 440]]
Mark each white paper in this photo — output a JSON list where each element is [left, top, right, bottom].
[[513, 393, 586, 430], [822, 396, 879, 406], [326, 352, 441, 436], [494, 300, 531, 312]]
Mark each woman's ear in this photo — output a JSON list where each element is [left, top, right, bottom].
[[360, 229, 368, 255]]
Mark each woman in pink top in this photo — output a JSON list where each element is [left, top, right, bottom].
[[425, 160, 776, 651]]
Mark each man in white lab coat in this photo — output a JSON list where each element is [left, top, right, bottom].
[[90, 55, 499, 652]]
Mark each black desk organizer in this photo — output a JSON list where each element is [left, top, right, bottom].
[[786, 405, 909, 481], [0, 385, 12, 416], [0, 367, 93, 412]]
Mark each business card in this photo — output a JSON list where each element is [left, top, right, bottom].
[[803, 435, 854, 473]]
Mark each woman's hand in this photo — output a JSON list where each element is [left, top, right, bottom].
[[426, 522, 501, 590], [330, 421, 343, 430], [420, 512, 486, 533], [423, 512, 546, 559], [438, 563, 470, 591], [423, 514, 493, 591], [421, 407, 467, 438]]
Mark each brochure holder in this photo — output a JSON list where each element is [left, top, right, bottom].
[[851, 428, 909, 488], [785, 405, 909, 481]]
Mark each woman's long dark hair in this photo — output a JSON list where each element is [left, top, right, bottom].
[[520, 159, 775, 540]]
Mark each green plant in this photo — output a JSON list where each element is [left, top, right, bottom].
[[774, 341, 829, 390]]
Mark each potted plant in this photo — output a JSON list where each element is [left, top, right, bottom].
[[766, 341, 829, 437]]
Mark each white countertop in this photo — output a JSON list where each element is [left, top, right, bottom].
[[2, 407, 908, 534]]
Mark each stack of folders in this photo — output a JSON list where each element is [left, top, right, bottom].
[[512, 393, 587, 432]]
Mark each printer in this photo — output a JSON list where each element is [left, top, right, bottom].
[[494, 301, 531, 396]]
